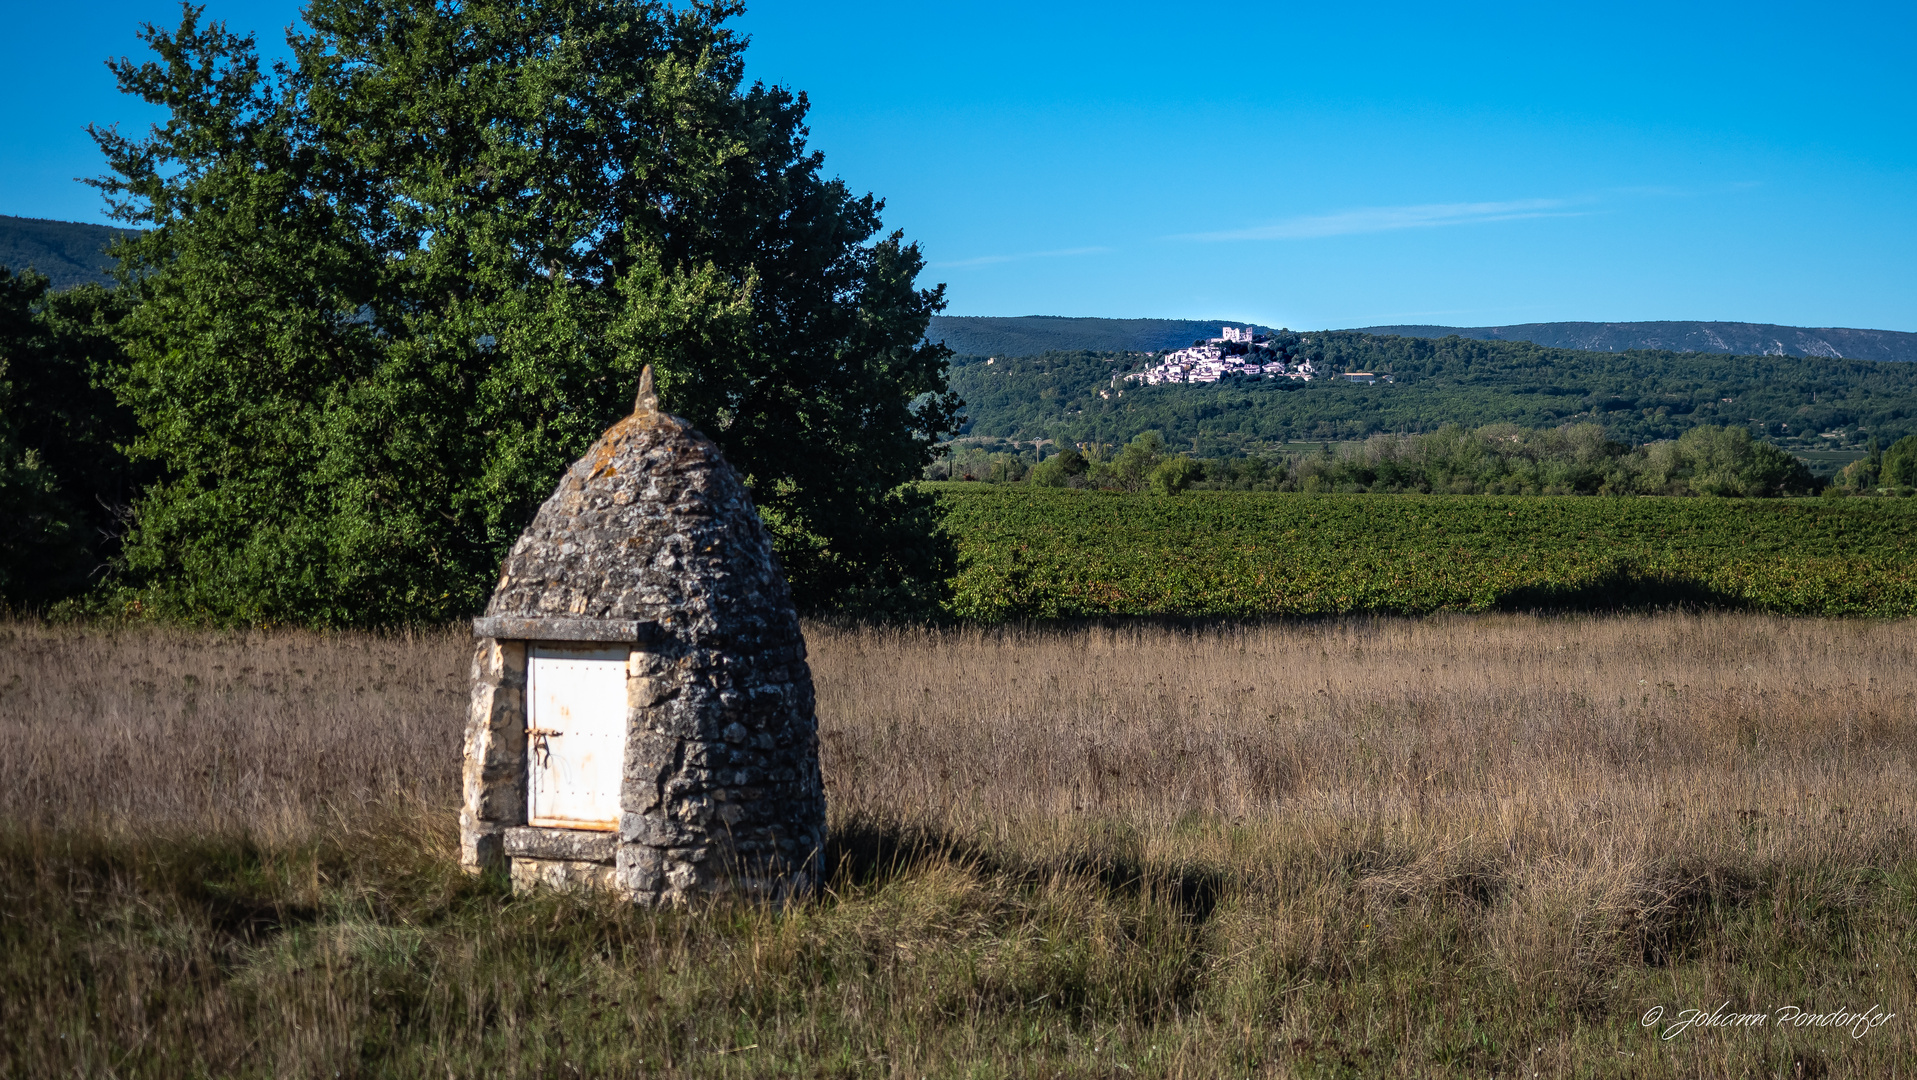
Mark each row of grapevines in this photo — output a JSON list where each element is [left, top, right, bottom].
[[929, 485, 1917, 621]]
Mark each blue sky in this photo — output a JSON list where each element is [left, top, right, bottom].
[[4, 0, 1913, 330]]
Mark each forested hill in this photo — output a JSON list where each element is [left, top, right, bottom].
[[950, 333, 1917, 456], [1350, 320, 1917, 363], [0, 215, 136, 290], [926, 316, 1279, 356], [927, 314, 1917, 363]]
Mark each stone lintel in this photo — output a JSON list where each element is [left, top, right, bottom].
[[503, 826, 617, 864], [472, 615, 666, 644]]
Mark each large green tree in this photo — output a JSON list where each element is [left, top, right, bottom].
[[1880, 434, 1917, 488], [93, 0, 960, 625]]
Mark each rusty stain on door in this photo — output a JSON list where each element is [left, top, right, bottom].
[[526, 645, 627, 831]]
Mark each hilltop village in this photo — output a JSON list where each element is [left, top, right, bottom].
[[1124, 327, 1316, 386]]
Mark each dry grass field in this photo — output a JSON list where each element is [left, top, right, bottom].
[[2, 613, 1914, 1077]]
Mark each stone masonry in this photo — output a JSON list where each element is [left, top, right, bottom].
[[459, 367, 825, 904]]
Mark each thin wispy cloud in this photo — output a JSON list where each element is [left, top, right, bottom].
[[1181, 199, 1584, 242], [933, 246, 1112, 268]]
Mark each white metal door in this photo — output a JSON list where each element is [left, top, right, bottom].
[[526, 646, 628, 830]]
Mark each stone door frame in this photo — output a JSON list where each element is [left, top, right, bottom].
[[460, 617, 662, 893]]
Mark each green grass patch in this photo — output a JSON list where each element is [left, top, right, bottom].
[[4, 809, 1913, 1077]]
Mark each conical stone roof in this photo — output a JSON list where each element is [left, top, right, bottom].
[[479, 367, 796, 650]]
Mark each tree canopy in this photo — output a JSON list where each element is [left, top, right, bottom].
[[996, 423, 1819, 498], [91, 0, 959, 625]]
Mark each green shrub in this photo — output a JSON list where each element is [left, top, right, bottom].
[[1148, 455, 1202, 495], [1881, 434, 1917, 487]]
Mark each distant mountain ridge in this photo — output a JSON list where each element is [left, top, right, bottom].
[[11, 214, 1913, 365], [927, 315, 1917, 363], [1345, 321, 1917, 363], [0, 215, 136, 290]]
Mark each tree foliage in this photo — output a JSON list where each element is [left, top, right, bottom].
[[968, 423, 1820, 498], [1258, 423, 1820, 497], [92, 0, 958, 625], [0, 267, 140, 607], [1883, 436, 1917, 488], [1148, 455, 1202, 495], [0, 357, 65, 606], [1836, 433, 1917, 492]]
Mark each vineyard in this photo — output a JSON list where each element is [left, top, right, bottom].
[[933, 484, 1917, 620]]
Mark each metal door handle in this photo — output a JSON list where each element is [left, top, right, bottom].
[[526, 727, 562, 766]]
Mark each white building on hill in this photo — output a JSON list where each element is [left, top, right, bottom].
[[1123, 327, 1315, 386]]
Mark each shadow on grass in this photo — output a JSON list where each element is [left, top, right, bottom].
[[822, 814, 1225, 926], [0, 828, 326, 943]]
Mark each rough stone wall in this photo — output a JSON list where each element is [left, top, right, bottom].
[[613, 636, 820, 902], [460, 638, 526, 870], [461, 369, 825, 905]]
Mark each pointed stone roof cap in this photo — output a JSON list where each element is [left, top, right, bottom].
[[475, 366, 797, 648]]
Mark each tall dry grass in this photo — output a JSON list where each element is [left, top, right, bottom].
[[812, 616, 1917, 1038], [817, 612, 1917, 831], [2, 613, 1914, 1077], [0, 621, 466, 835]]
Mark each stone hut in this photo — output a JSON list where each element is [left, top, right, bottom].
[[459, 367, 825, 904]]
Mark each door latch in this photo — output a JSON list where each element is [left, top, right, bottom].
[[526, 727, 562, 766]]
